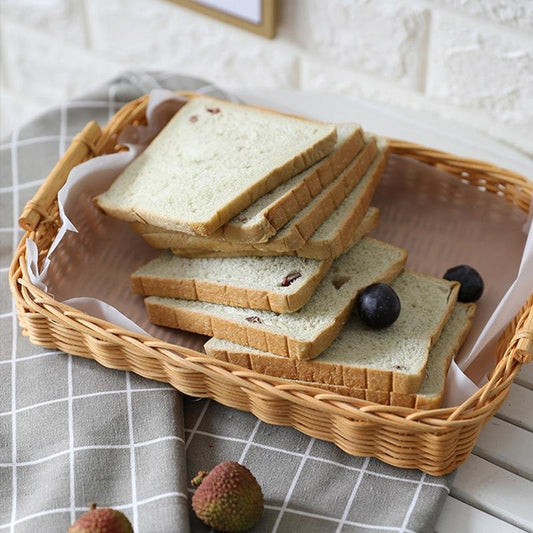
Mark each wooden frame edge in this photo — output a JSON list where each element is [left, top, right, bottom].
[[169, 0, 276, 38]]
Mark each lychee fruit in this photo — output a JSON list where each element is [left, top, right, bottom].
[[191, 461, 263, 532], [67, 503, 133, 533]]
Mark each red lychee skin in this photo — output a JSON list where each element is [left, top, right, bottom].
[[192, 461, 263, 532], [67, 504, 133, 533]]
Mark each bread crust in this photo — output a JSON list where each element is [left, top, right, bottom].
[[95, 95, 338, 236], [171, 141, 384, 255], [130, 124, 364, 243], [131, 138, 381, 251], [131, 257, 333, 314], [204, 287, 471, 401], [144, 241, 407, 361], [151, 207, 380, 260]]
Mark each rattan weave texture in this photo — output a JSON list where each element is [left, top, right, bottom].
[[10, 93, 533, 476]]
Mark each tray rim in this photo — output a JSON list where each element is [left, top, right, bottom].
[[9, 91, 533, 475]]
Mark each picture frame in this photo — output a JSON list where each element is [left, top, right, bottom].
[[170, 0, 276, 38]]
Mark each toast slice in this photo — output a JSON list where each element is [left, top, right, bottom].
[[130, 123, 364, 244], [146, 138, 384, 255], [205, 302, 475, 404], [95, 95, 337, 236], [144, 238, 407, 361], [166, 203, 381, 261], [131, 207, 379, 313], [133, 135, 381, 251], [131, 252, 333, 314]]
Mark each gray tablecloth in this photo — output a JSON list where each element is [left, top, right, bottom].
[[1, 72, 454, 533]]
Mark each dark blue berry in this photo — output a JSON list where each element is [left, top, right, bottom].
[[356, 283, 401, 329], [443, 265, 484, 302]]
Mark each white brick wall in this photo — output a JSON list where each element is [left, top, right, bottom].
[[2, 20, 122, 104], [1, 0, 88, 46], [278, 0, 430, 89], [1, 0, 532, 157], [85, 0, 299, 88], [432, 0, 533, 31], [427, 13, 533, 128]]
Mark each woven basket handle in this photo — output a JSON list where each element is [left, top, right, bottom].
[[514, 303, 533, 364], [19, 121, 102, 232]]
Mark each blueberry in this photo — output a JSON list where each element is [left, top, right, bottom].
[[443, 265, 484, 302], [356, 283, 401, 329]]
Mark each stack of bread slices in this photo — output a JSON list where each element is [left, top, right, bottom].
[[96, 95, 475, 409]]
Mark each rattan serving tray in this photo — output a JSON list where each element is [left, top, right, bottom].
[[10, 92, 533, 476]]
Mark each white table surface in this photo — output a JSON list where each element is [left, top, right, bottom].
[[230, 88, 533, 533]]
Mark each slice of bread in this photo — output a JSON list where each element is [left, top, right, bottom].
[[131, 252, 333, 314], [95, 95, 337, 236], [144, 238, 407, 360], [391, 302, 475, 408], [297, 201, 380, 260], [133, 135, 381, 251], [167, 204, 380, 261], [130, 123, 364, 244], [205, 303, 475, 406], [149, 138, 385, 256], [199, 271, 460, 393]]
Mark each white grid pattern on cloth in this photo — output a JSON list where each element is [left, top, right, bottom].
[[185, 399, 211, 452], [187, 493, 422, 533], [0, 384, 175, 418], [400, 473, 427, 533], [182, 391, 456, 532], [125, 372, 139, 531], [0, 436, 187, 469], [183, 419, 443, 533], [272, 437, 316, 532], [238, 418, 262, 464], [0, 351, 62, 366], [1, 72, 197, 532], [185, 479, 420, 532], [0, 346, 450, 531], [10, 122, 20, 533], [182, 428, 450, 493], [0, 180, 48, 194], [0, 492, 188, 531], [335, 456, 371, 532], [0, 386, 176, 418], [265, 506, 419, 533], [67, 354, 75, 525]]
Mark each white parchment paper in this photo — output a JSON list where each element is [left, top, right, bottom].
[[25, 90, 533, 407]]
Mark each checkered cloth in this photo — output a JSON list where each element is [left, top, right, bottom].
[[1, 72, 454, 533]]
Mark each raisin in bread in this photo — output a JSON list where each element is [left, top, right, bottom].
[[205, 301, 473, 402], [130, 123, 364, 243], [144, 238, 407, 361], [95, 95, 337, 235], [132, 253, 332, 314]]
